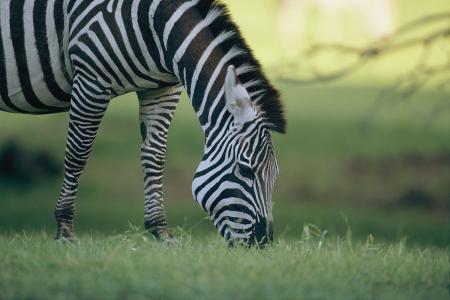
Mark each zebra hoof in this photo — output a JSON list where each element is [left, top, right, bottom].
[[150, 228, 178, 245], [55, 235, 77, 243], [55, 223, 76, 243], [160, 235, 180, 246]]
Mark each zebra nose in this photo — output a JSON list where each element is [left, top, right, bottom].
[[252, 218, 273, 247], [268, 220, 274, 242]]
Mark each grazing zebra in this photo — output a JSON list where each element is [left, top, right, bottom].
[[0, 0, 286, 246]]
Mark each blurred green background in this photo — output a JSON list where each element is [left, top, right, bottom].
[[0, 0, 448, 246]]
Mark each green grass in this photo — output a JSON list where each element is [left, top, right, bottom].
[[0, 232, 447, 300]]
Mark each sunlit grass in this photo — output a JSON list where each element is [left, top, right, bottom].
[[0, 230, 447, 300]]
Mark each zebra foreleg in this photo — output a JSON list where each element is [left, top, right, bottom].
[[137, 85, 182, 241], [54, 77, 111, 241]]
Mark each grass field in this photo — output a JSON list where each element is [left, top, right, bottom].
[[0, 232, 447, 300]]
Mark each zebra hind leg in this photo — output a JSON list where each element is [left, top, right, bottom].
[[137, 85, 182, 241], [54, 77, 110, 242]]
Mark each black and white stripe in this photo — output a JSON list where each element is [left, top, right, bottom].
[[0, 0, 286, 246]]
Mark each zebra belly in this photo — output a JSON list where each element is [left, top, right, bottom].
[[0, 67, 72, 115], [0, 0, 72, 115]]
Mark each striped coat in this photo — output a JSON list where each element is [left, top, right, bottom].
[[0, 0, 286, 246]]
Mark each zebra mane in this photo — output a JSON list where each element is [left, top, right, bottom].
[[196, 0, 286, 133]]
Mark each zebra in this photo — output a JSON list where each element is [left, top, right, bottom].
[[0, 0, 286, 246]]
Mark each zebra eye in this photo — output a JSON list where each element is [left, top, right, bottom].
[[238, 163, 255, 180]]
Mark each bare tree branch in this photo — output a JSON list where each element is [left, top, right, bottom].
[[274, 12, 450, 127], [275, 12, 450, 84]]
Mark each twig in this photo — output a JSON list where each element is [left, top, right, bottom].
[[276, 12, 450, 84]]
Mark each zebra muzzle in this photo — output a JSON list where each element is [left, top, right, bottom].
[[251, 217, 273, 248]]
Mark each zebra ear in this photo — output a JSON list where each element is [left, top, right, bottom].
[[225, 65, 256, 126]]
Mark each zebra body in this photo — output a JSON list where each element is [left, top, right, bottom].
[[0, 0, 179, 113], [0, 0, 70, 113], [0, 0, 285, 246]]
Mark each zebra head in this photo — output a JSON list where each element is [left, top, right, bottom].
[[192, 66, 281, 247]]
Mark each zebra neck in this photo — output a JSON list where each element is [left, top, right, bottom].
[[151, 1, 261, 138]]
